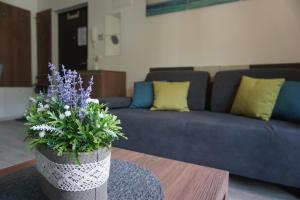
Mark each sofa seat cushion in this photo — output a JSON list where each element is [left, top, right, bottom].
[[111, 108, 192, 159], [111, 109, 268, 130], [184, 113, 300, 187], [111, 108, 300, 187], [111, 109, 271, 160]]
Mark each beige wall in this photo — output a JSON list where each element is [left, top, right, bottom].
[[37, 0, 300, 93], [103, 0, 300, 93]]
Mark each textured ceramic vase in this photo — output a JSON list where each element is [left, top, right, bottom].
[[36, 147, 111, 200]]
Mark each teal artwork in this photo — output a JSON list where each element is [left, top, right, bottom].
[[146, 0, 239, 16]]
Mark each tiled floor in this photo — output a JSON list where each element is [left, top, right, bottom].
[[0, 121, 34, 168], [0, 121, 299, 200]]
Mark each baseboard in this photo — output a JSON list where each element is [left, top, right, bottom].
[[0, 116, 23, 122]]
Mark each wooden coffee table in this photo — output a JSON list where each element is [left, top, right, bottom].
[[0, 148, 229, 200]]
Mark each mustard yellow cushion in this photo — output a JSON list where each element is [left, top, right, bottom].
[[151, 81, 190, 112], [230, 76, 285, 121]]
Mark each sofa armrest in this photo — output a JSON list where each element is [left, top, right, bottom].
[[98, 97, 131, 109]]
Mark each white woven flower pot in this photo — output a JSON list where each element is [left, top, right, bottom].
[[36, 147, 111, 200]]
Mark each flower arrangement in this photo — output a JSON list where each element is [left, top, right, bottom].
[[25, 64, 125, 162]]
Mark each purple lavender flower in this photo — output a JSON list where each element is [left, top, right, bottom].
[[79, 75, 94, 109], [47, 63, 94, 118]]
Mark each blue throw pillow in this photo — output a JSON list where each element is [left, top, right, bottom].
[[273, 81, 300, 122], [130, 81, 153, 108]]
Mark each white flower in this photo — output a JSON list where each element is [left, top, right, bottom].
[[104, 123, 107, 127], [93, 99, 99, 104], [106, 129, 117, 137], [37, 107, 45, 112], [59, 113, 65, 120], [39, 131, 45, 138], [99, 112, 105, 118], [65, 111, 72, 117], [86, 98, 99, 104], [86, 98, 92, 103], [31, 124, 57, 132], [64, 105, 70, 110], [37, 103, 46, 112], [86, 98, 91, 103], [44, 104, 49, 109], [29, 97, 36, 103], [31, 124, 62, 135]]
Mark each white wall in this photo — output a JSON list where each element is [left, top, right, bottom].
[[0, 88, 33, 120], [36, 0, 300, 94], [103, 0, 300, 92]]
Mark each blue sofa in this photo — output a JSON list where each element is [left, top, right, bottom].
[[100, 69, 300, 188]]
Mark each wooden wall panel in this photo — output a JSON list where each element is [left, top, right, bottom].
[[0, 2, 11, 86], [99, 71, 126, 97], [37, 9, 51, 75], [79, 70, 126, 98], [0, 2, 31, 87]]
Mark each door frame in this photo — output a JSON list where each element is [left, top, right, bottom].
[[56, 3, 88, 70], [36, 9, 52, 75]]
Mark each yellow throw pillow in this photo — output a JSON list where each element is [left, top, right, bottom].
[[151, 81, 190, 112], [231, 76, 285, 121]]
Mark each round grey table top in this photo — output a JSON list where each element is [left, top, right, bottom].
[[0, 159, 164, 200]]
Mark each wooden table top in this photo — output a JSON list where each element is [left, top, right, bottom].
[[0, 148, 229, 200]]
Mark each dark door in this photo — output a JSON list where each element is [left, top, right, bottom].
[[37, 9, 52, 75], [0, 1, 31, 87], [58, 6, 87, 71]]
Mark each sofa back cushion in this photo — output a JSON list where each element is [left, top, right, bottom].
[[145, 71, 209, 110], [211, 69, 300, 113]]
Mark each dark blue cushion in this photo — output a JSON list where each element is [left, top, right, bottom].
[[130, 82, 153, 108], [273, 81, 300, 122]]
